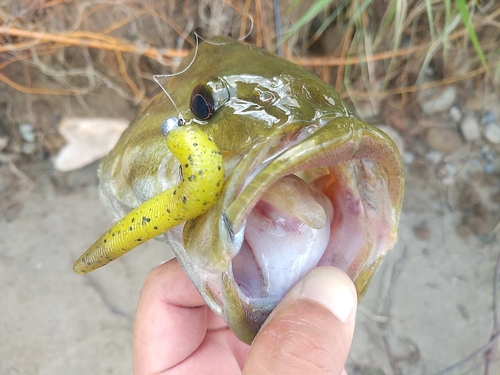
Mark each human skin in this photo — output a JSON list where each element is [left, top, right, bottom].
[[133, 259, 357, 375]]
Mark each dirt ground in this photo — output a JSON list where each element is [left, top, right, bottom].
[[0, 123, 499, 374]]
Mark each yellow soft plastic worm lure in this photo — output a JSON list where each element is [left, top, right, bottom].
[[73, 117, 224, 274]]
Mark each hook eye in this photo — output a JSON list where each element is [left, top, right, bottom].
[[161, 116, 184, 136]]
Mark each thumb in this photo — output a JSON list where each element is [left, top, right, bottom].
[[243, 267, 357, 375]]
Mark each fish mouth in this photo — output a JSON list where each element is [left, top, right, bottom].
[[169, 116, 404, 344]]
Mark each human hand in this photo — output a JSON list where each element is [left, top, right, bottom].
[[133, 259, 357, 375]]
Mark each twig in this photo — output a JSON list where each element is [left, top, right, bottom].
[[376, 247, 408, 375], [433, 251, 500, 375], [273, 0, 282, 56], [84, 275, 134, 321], [358, 304, 390, 324], [339, 66, 486, 100], [0, 26, 188, 62], [484, 251, 500, 375], [0, 71, 74, 95], [434, 332, 500, 375]]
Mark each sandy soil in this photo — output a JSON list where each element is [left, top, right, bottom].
[[0, 152, 498, 374]]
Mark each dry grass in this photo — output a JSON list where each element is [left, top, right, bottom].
[[0, 0, 499, 155]]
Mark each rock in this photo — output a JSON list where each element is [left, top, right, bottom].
[[0, 136, 8, 151], [21, 142, 36, 154], [19, 123, 36, 143], [426, 127, 463, 154], [437, 162, 457, 185], [442, 162, 457, 175], [481, 111, 498, 125], [460, 114, 480, 142], [483, 122, 500, 144], [419, 86, 457, 115], [402, 152, 415, 165], [54, 117, 129, 172], [484, 163, 495, 174], [481, 145, 495, 162], [426, 150, 443, 164], [449, 106, 462, 122]]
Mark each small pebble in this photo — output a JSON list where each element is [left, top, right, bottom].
[[484, 163, 495, 174], [460, 114, 480, 142], [481, 111, 498, 125], [426, 150, 443, 164], [442, 162, 457, 175], [437, 162, 457, 185], [19, 123, 36, 143], [426, 127, 463, 154], [440, 174, 455, 186], [483, 122, 500, 144], [402, 152, 415, 165], [481, 145, 493, 160], [21, 142, 36, 154], [420, 86, 457, 115], [449, 107, 462, 122], [469, 158, 480, 167], [0, 136, 8, 151]]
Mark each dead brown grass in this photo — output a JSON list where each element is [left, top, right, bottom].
[[0, 0, 499, 155]]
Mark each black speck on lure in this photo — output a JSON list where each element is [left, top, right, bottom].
[[74, 37, 404, 344], [73, 120, 224, 273]]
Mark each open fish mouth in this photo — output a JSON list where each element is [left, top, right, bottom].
[[169, 116, 404, 344]]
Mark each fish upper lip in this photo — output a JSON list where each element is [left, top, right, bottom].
[[223, 116, 403, 237]]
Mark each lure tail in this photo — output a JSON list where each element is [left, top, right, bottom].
[[73, 124, 224, 274]]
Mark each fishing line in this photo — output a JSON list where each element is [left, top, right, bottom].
[[153, 14, 254, 130], [152, 34, 202, 122], [234, 14, 254, 41], [152, 30, 233, 122]]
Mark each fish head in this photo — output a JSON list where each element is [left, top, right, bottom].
[[95, 37, 404, 344]]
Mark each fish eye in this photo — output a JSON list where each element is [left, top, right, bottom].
[[190, 84, 215, 120], [190, 79, 230, 120]]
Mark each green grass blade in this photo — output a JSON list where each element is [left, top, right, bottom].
[[378, 1, 397, 43], [310, 2, 347, 41], [350, 0, 374, 23], [456, 0, 489, 73], [424, 0, 436, 41], [278, 0, 336, 46]]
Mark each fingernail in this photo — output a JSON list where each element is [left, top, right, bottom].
[[300, 268, 356, 323]]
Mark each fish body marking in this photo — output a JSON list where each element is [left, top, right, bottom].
[[73, 124, 224, 274]]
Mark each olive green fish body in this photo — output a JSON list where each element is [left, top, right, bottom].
[[74, 37, 404, 344]]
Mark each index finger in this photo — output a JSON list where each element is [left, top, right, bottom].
[[133, 259, 208, 374]]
